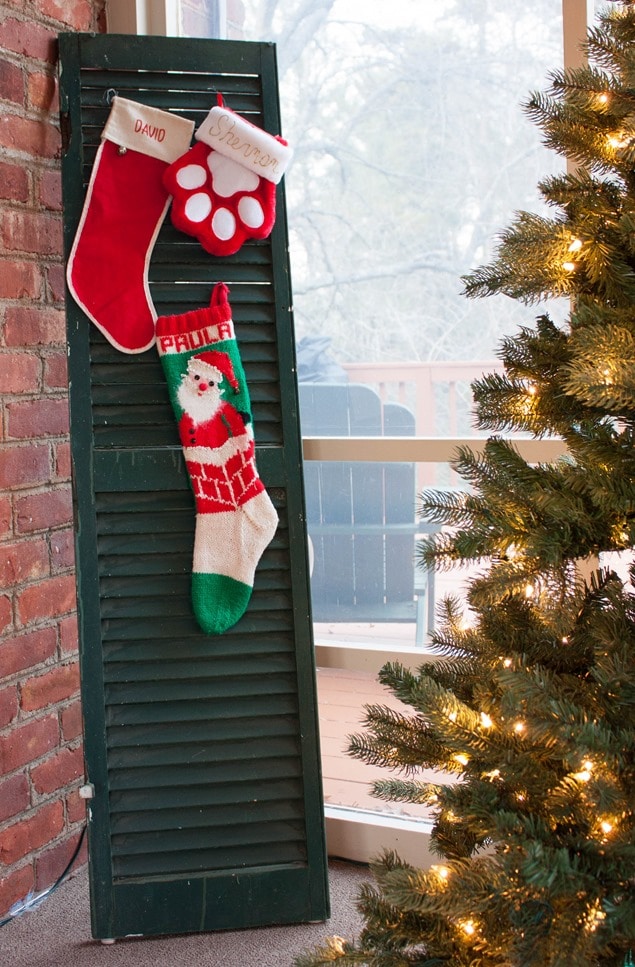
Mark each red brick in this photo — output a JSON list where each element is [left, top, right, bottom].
[[44, 262, 65, 302], [1, 209, 62, 257], [7, 397, 69, 439], [38, 168, 61, 211], [0, 444, 50, 489], [0, 626, 57, 678], [0, 537, 49, 586], [0, 161, 29, 203], [36, 0, 95, 30], [0, 713, 58, 774], [20, 661, 79, 712], [35, 827, 87, 893], [0, 773, 30, 824], [34, 402, 62, 442], [2, 0, 35, 9], [3, 306, 65, 346], [50, 526, 74, 571], [16, 573, 76, 626], [43, 351, 67, 390], [0, 800, 64, 866], [31, 743, 83, 795], [0, 596, 11, 636], [0, 352, 41, 394], [60, 700, 83, 742], [27, 69, 58, 112], [0, 114, 60, 160], [0, 496, 12, 538], [0, 683, 18, 728], [58, 614, 78, 656], [0, 865, 32, 921], [0, 258, 41, 299], [53, 441, 71, 481], [65, 786, 86, 824], [0, 18, 57, 63], [15, 487, 72, 534], [0, 57, 23, 105]]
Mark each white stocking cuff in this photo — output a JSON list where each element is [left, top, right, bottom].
[[103, 96, 195, 164], [195, 106, 292, 184]]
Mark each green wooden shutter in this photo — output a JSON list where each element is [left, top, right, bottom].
[[58, 32, 329, 940]]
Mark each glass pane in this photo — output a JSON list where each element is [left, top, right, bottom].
[[239, 0, 567, 641], [317, 664, 442, 821], [303, 453, 475, 646], [239, 3, 567, 821], [175, 0, 222, 37], [243, 0, 565, 437], [312, 458, 477, 821]]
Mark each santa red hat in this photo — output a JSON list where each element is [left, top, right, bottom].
[[189, 350, 239, 393]]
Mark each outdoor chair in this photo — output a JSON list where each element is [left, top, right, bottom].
[[299, 382, 436, 645]]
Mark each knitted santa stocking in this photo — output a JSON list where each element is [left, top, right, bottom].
[[66, 96, 194, 353], [156, 282, 278, 634]]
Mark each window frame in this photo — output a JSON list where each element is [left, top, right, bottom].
[[104, 0, 591, 862], [105, 0, 226, 37]]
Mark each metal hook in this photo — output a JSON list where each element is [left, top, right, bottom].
[[105, 88, 117, 106]]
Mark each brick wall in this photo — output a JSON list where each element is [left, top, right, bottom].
[[0, 0, 105, 920]]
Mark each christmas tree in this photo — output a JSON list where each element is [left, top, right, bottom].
[[297, 4, 635, 966]]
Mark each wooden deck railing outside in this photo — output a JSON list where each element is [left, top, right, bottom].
[[342, 360, 505, 486], [343, 360, 505, 435]]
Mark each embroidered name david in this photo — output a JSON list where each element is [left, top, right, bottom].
[[134, 119, 166, 142]]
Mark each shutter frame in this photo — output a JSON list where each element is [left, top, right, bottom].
[[59, 31, 329, 939]]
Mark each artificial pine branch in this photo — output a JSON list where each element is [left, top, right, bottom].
[[297, 5, 635, 965]]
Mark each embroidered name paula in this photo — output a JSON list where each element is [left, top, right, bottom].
[[159, 321, 235, 354]]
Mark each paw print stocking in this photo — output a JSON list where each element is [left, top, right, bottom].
[[163, 99, 293, 257], [66, 96, 194, 353], [156, 282, 279, 634]]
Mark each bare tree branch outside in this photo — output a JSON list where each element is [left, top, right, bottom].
[[242, 0, 565, 372]]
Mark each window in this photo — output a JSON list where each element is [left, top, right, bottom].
[[240, 1, 569, 656], [238, 2, 580, 847], [108, 0, 591, 856]]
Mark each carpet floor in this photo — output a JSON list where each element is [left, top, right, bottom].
[[2, 860, 369, 967]]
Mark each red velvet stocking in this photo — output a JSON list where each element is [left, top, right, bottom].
[[66, 96, 194, 354]]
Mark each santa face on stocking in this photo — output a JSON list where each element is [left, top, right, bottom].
[[177, 353, 239, 430], [177, 351, 255, 471]]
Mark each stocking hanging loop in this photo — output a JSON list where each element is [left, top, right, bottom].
[[210, 281, 229, 309]]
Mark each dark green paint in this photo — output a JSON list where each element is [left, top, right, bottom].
[[59, 32, 329, 940]]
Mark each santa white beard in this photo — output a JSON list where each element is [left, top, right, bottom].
[[178, 375, 222, 424]]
